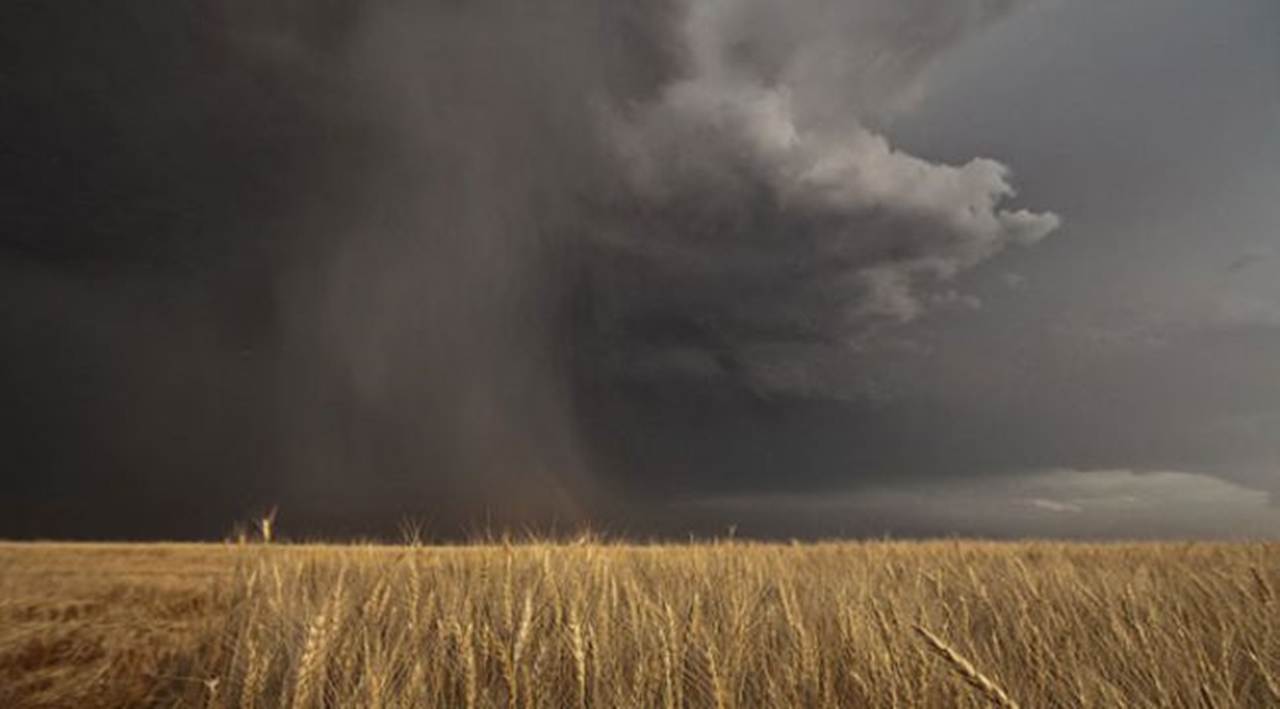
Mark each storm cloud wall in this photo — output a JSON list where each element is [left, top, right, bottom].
[[0, 1, 1054, 539]]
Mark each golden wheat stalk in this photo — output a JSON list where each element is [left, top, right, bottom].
[[704, 643, 729, 709], [293, 581, 344, 709], [914, 625, 1019, 709], [1246, 648, 1280, 704], [292, 607, 332, 708], [1250, 566, 1274, 605], [238, 631, 265, 709], [568, 609, 588, 709]]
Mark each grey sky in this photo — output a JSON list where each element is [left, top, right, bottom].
[[1, 1, 1276, 539], [901, 0, 1280, 460], [721, 0, 1280, 534]]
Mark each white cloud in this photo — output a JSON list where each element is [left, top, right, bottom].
[[1029, 498, 1082, 513]]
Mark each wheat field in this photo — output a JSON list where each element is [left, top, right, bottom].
[[2, 540, 1277, 708]]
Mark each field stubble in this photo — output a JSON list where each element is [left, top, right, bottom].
[[1, 540, 1276, 707]]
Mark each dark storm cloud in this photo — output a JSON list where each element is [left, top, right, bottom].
[[579, 0, 1057, 398], [1, 1, 1060, 539]]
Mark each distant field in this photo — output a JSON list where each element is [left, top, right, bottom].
[[1, 540, 1276, 708]]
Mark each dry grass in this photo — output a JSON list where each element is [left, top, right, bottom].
[[2, 540, 1277, 707], [0, 543, 232, 708]]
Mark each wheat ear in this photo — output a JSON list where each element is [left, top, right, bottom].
[[914, 625, 1019, 709]]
